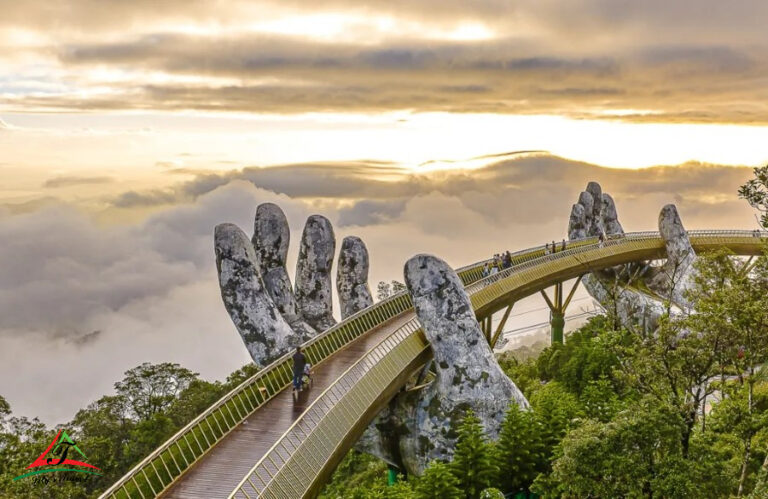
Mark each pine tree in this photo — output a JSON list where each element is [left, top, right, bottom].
[[449, 410, 499, 499], [479, 488, 505, 499], [415, 461, 463, 499], [496, 403, 543, 494]]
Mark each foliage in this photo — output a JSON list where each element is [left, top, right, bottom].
[[319, 450, 389, 498], [528, 382, 581, 464], [579, 376, 621, 422], [540, 398, 680, 497], [415, 461, 462, 499], [739, 164, 768, 228], [534, 315, 620, 395], [497, 353, 540, 399], [449, 410, 499, 499], [479, 487, 504, 498], [5, 234, 768, 497], [540, 396, 735, 498], [495, 403, 544, 493], [114, 362, 198, 421], [0, 361, 249, 498], [376, 280, 407, 301]]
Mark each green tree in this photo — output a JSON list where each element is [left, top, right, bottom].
[[450, 410, 499, 499], [415, 461, 462, 499], [580, 376, 621, 422], [68, 394, 135, 494], [0, 395, 10, 425], [529, 382, 582, 464], [739, 164, 768, 228], [319, 449, 389, 498], [479, 488, 504, 498], [685, 250, 768, 492], [709, 382, 768, 495], [114, 362, 198, 421], [497, 353, 540, 400], [495, 404, 543, 493], [391, 280, 406, 294], [541, 398, 685, 497], [167, 379, 225, 427], [376, 281, 392, 301], [376, 280, 407, 301], [535, 315, 620, 395], [222, 363, 260, 390]]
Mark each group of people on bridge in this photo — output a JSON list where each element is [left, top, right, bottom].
[[482, 251, 513, 277], [482, 238, 572, 277], [545, 238, 568, 255]]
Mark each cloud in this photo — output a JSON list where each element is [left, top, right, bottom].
[[30, 35, 761, 121], [107, 155, 759, 218], [43, 175, 113, 188], [338, 199, 407, 226], [2, 1, 768, 122], [111, 189, 180, 208], [0, 156, 761, 423]]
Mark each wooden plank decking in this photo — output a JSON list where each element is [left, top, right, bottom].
[[161, 312, 414, 498]]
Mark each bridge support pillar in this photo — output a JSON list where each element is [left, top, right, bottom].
[[540, 276, 583, 345], [387, 465, 399, 485], [550, 310, 565, 344]]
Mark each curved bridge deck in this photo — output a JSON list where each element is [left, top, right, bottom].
[[161, 313, 413, 498]]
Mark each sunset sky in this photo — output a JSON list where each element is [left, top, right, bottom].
[[2, 1, 768, 423]]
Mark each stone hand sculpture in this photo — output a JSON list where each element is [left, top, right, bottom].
[[568, 181, 698, 332], [215, 204, 372, 365], [357, 255, 529, 475]]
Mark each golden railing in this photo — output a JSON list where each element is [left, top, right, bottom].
[[230, 230, 767, 498], [99, 252, 511, 499]]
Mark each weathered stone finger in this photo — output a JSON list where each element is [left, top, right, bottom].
[[585, 181, 604, 237], [568, 202, 588, 240], [336, 236, 374, 319], [602, 193, 624, 235], [647, 204, 696, 307], [569, 183, 601, 240], [295, 215, 337, 331], [252, 203, 317, 336], [397, 254, 528, 473], [214, 223, 306, 365]]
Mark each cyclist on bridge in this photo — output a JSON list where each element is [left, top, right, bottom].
[[292, 346, 307, 392]]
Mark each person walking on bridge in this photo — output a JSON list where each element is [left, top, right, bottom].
[[292, 346, 306, 392]]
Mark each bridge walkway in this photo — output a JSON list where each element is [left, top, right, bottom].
[[161, 313, 413, 498]]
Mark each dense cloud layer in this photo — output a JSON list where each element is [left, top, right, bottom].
[[105, 155, 760, 228], [2, 1, 768, 122], [0, 155, 759, 423]]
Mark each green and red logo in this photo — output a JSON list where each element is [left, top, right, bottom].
[[13, 429, 102, 481]]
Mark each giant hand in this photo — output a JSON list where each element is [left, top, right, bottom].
[[214, 203, 373, 365], [568, 182, 698, 332], [357, 255, 529, 475]]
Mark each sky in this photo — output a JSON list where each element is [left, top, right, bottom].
[[1, 0, 767, 424]]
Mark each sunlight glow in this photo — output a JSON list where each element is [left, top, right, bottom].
[[4, 112, 767, 179]]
